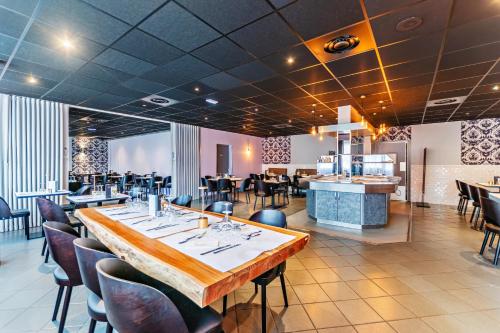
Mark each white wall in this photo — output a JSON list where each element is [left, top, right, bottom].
[[410, 121, 498, 205], [108, 131, 172, 176], [263, 134, 337, 173]]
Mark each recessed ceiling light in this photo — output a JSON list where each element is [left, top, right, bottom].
[[373, 112, 377, 115], [360, 95, 366, 99], [396, 16, 423, 32], [254, 108, 259, 112], [465, 112, 470, 116], [206, 98, 218, 105], [324, 34, 360, 54], [312, 103, 316, 107], [61, 37, 74, 50], [194, 87, 200, 92], [311, 110, 315, 113], [141, 104, 147, 107], [378, 100, 383, 104], [319, 114, 323, 117], [243, 125, 247, 129], [286, 56, 295, 64], [87, 127, 96, 132], [26, 75, 37, 84], [382, 106, 386, 110], [204, 116, 208, 120], [493, 85, 499, 91], [288, 119, 292, 123]]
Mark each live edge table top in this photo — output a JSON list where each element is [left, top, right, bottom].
[[74, 206, 309, 307]]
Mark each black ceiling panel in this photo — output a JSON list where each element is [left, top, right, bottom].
[[76, 62, 134, 83], [0, 6, 29, 38], [93, 48, 155, 76], [365, 0, 420, 17], [439, 42, 500, 70], [444, 16, 500, 53], [81, 0, 165, 25], [226, 85, 264, 99], [15, 41, 85, 72], [227, 60, 276, 83], [435, 61, 495, 83], [272, 87, 309, 100], [65, 73, 115, 92], [176, 0, 273, 34], [253, 76, 296, 92], [199, 72, 245, 90], [384, 56, 437, 81], [191, 37, 254, 70], [378, 32, 443, 65], [338, 69, 384, 89], [45, 82, 101, 104], [177, 82, 218, 96], [228, 13, 300, 58], [280, 0, 364, 40], [449, 0, 500, 27], [326, 51, 380, 78], [287, 65, 331, 86], [301, 80, 342, 95], [139, 1, 220, 52], [260, 44, 319, 74], [121, 77, 168, 94]]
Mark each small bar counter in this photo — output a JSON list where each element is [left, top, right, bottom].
[[306, 175, 400, 229]]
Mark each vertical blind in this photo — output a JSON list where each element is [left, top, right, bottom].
[[0, 94, 69, 231], [171, 123, 200, 199]]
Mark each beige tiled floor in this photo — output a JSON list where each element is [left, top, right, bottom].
[[1, 202, 500, 332]]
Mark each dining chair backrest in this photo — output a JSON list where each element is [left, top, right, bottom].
[[259, 174, 265, 180], [74, 238, 116, 298], [249, 209, 287, 228], [201, 178, 208, 187], [43, 221, 82, 285], [254, 180, 272, 196], [468, 184, 480, 203], [205, 201, 233, 215], [207, 179, 217, 192], [97, 258, 189, 333], [459, 181, 471, 199], [36, 198, 70, 224], [172, 195, 192, 208], [204, 175, 212, 179], [0, 196, 12, 218], [477, 187, 490, 201], [163, 176, 172, 187], [239, 178, 252, 192], [481, 197, 500, 227], [72, 185, 91, 196], [455, 180, 462, 193], [217, 178, 232, 191]]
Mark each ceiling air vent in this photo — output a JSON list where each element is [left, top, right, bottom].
[[272, 124, 293, 129], [324, 35, 360, 54], [141, 94, 179, 107], [426, 96, 467, 107]]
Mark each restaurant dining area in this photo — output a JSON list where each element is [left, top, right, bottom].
[[1, 1, 500, 333]]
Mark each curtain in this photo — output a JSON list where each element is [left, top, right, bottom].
[[0, 94, 69, 231], [171, 123, 200, 199]]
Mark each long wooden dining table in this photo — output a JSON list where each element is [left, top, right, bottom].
[[75, 205, 309, 308]]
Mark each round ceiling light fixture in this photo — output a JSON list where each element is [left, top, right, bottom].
[[324, 34, 360, 54], [396, 16, 423, 32]]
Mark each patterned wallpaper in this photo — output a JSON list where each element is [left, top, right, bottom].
[[378, 126, 412, 142], [262, 136, 291, 164], [461, 118, 500, 165], [72, 137, 109, 174]]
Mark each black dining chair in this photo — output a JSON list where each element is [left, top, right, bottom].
[[458, 181, 471, 215], [217, 179, 232, 202], [455, 180, 465, 212], [477, 187, 491, 229], [62, 185, 92, 212], [162, 176, 172, 196], [172, 195, 192, 208], [468, 184, 482, 227], [74, 238, 115, 333], [43, 222, 83, 333], [222, 210, 288, 332], [96, 258, 223, 333], [235, 178, 252, 203], [253, 180, 274, 210], [37, 198, 86, 263], [479, 197, 500, 265], [205, 201, 233, 215], [0, 196, 30, 238]]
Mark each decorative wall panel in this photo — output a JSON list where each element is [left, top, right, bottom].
[[461, 118, 500, 165], [72, 137, 109, 174], [378, 126, 411, 142], [262, 136, 291, 164]]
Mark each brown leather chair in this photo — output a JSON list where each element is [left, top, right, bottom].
[[96, 258, 223, 333], [43, 222, 83, 333], [479, 197, 500, 265], [222, 210, 288, 332], [37, 198, 85, 263], [0, 196, 30, 239], [74, 238, 116, 333]]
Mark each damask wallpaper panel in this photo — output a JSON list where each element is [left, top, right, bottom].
[[262, 136, 291, 164], [378, 126, 411, 142], [72, 137, 109, 174], [461, 118, 500, 165]]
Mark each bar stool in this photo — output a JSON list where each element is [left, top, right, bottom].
[[478, 197, 500, 265]]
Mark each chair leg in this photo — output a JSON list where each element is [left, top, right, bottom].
[[84, 226, 88, 238], [58, 286, 73, 333], [280, 274, 288, 307], [42, 238, 47, 256], [261, 285, 267, 333], [489, 233, 496, 247], [494, 237, 500, 266], [480, 230, 490, 255], [106, 323, 113, 333], [52, 286, 64, 321], [222, 295, 227, 316], [469, 206, 476, 224], [463, 200, 468, 215], [255, 283, 258, 294], [45, 247, 50, 263], [88, 319, 96, 333], [254, 196, 257, 210], [24, 215, 30, 239]]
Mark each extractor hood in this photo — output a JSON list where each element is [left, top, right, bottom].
[[318, 105, 375, 136]]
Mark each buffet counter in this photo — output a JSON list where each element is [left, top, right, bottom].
[[306, 175, 401, 229]]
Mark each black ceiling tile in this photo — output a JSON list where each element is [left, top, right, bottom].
[[429, 88, 471, 100], [432, 76, 482, 94], [480, 72, 500, 86], [253, 76, 296, 92], [65, 73, 115, 92], [349, 82, 387, 97], [2, 70, 56, 90], [280, 0, 363, 40], [8, 58, 68, 82], [76, 62, 134, 83], [176, 0, 273, 33], [326, 51, 380, 77], [170, 102, 199, 111], [450, 0, 500, 27], [389, 73, 433, 90], [140, 54, 218, 86], [158, 88, 197, 101], [445, 16, 500, 53], [37, 0, 130, 45], [191, 37, 254, 70], [81, 0, 165, 25], [177, 82, 218, 96], [227, 60, 277, 83], [0, 0, 38, 16], [384, 56, 437, 80], [105, 85, 148, 99], [338, 69, 384, 88], [121, 77, 168, 94], [440, 43, 500, 70], [260, 44, 319, 74], [474, 83, 500, 95], [0, 79, 48, 97], [0, 6, 28, 38], [139, 2, 220, 52], [468, 91, 500, 102], [269, 0, 295, 9], [287, 64, 331, 86], [16, 41, 85, 72], [228, 13, 300, 58], [0, 32, 16, 56], [371, 0, 450, 46], [378, 32, 443, 65], [113, 29, 184, 66], [199, 72, 245, 90], [80, 93, 134, 109], [269, 87, 308, 100], [301, 79, 342, 95], [365, 0, 420, 17], [247, 94, 280, 105], [93, 48, 156, 76], [226, 85, 264, 98], [315, 90, 350, 103]]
